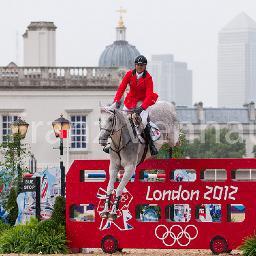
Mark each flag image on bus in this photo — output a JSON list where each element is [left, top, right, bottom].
[[66, 158, 254, 254]]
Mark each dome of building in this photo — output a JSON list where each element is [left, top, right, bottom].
[[99, 9, 140, 69]]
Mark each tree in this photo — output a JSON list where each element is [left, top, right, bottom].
[[0, 134, 30, 205], [6, 187, 18, 226], [184, 127, 246, 158]]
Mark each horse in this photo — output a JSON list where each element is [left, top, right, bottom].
[[99, 101, 179, 220]]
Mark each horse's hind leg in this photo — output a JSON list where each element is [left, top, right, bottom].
[[109, 164, 135, 221], [100, 164, 119, 218]]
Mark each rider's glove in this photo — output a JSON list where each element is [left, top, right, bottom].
[[115, 101, 121, 109], [134, 106, 144, 115]]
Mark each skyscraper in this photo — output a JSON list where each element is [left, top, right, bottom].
[[148, 54, 192, 106], [218, 12, 256, 107]]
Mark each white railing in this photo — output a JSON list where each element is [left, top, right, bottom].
[[0, 67, 124, 88]]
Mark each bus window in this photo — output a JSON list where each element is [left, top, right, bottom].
[[196, 204, 222, 222], [165, 204, 191, 222], [139, 170, 165, 182], [227, 204, 245, 222], [232, 169, 256, 181], [80, 170, 106, 182], [70, 204, 95, 222], [200, 169, 227, 181], [136, 204, 161, 222], [116, 170, 135, 182], [170, 169, 196, 182]]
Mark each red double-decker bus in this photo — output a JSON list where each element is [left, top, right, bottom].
[[66, 158, 256, 254]]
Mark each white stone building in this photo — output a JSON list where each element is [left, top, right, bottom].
[[0, 66, 120, 170], [148, 54, 192, 106], [218, 13, 256, 107]]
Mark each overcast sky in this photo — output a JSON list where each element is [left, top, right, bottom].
[[1, 0, 256, 106]]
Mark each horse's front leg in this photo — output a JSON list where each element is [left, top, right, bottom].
[[100, 163, 119, 219], [109, 164, 136, 221]]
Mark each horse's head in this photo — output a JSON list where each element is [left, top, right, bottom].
[[99, 106, 117, 146]]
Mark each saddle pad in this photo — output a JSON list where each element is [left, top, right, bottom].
[[149, 121, 161, 141]]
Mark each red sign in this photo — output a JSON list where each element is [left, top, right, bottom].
[[66, 158, 256, 254], [60, 130, 68, 139]]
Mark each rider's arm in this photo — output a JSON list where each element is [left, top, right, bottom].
[[114, 71, 131, 103], [141, 76, 154, 110]]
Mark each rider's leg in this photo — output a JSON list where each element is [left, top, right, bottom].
[[140, 110, 158, 156]]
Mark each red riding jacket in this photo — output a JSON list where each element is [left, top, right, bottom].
[[114, 70, 158, 110]]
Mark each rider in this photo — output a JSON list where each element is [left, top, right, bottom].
[[103, 55, 158, 156]]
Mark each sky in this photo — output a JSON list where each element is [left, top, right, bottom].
[[1, 0, 256, 107]]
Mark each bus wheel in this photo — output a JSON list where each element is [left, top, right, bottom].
[[101, 235, 118, 254], [210, 236, 228, 255]]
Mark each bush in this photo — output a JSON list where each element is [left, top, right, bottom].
[[0, 220, 10, 235], [0, 218, 68, 254], [240, 234, 256, 256], [51, 196, 66, 226], [6, 187, 18, 226]]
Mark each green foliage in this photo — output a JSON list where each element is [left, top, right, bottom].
[[0, 221, 10, 236], [6, 188, 18, 226], [51, 196, 66, 226], [157, 131, 187, 159], [252, 145, 256, 158], [184, 127, 246, 158], [0, 218, 68, 254], [240, 234, 256, 256]]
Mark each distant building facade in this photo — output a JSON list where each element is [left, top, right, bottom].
[[148, 54, 192, 106], [177, 102, 256, 157], [218, 13, 256, 107], [23, 22, 56, 66]]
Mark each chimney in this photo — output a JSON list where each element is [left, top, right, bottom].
[[195, 102, 204, 123], [248, 101, 255, 121]]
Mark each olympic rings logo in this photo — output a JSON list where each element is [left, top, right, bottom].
[[154, 225, 198, 247]]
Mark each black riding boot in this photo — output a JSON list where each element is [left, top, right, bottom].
[[145, 123, 158, 156]]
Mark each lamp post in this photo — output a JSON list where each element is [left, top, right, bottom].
[[52, 114, 70, 197], [10, 117, 29, 193]]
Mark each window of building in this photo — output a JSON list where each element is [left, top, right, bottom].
[[196, 204, 222, 222], [80, 170, 106, 182], [232, 169, 256, 181], [136, 204, 161, 222], [170, 169, 196, 182], [201, 169, 227, 181], [139, 169, 165, 182], [2, 115, 18, 142], [70, 115, 86, 149], [227, 204, 245, 222], [70, 204, 95, 222], [166, 204, 191, 222]]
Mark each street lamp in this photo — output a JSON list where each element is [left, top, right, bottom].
[[10, 117, 29, 193], [52, 114, 70, 197]]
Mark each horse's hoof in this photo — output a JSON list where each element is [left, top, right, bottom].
[[100, 211, 109, 219], [108, 213, 117, 221]]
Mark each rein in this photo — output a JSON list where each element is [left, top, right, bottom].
[[99, 110, 132, 156]]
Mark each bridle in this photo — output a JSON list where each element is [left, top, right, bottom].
[[99, 110, 132, 156]]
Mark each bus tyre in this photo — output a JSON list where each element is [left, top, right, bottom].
[[210, 236, 228, 255], [101, 235, 118, 254]]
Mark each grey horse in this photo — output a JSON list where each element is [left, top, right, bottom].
[[99, 101, 179, 220]]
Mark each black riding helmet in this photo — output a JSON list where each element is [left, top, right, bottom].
[[135, 55, 147, 65]]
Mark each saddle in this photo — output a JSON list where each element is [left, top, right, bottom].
[[129, 113, 161, 143]]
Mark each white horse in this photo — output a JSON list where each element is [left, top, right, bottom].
[[99, 101, 179, 220]]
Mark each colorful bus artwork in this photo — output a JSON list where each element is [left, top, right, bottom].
[[66, 158, 256, 254]]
